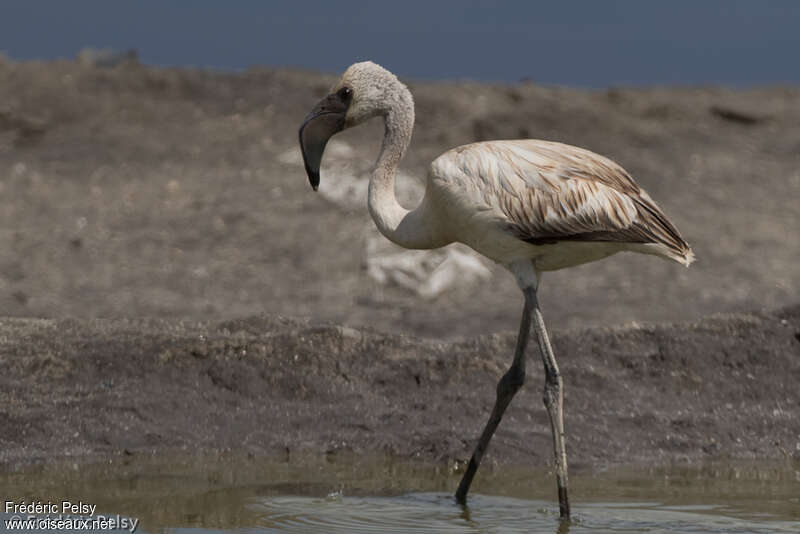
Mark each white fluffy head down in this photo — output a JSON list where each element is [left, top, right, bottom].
[[335, 61, 414, 128]]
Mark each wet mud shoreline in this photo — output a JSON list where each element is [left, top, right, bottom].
[[2, 307, 798, 470]]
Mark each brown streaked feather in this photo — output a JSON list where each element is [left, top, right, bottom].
[[432, 140, 693, 262]]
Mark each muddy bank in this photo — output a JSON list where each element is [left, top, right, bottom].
[[1, 306, 798, 469]]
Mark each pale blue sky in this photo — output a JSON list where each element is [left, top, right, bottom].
[[1, 0, 798, 87]]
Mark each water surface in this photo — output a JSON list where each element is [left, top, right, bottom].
[[2, 454, 798, 533]]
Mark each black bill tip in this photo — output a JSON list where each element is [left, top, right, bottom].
[[298, 92, 349, 192], [298, 112, 343, 192]]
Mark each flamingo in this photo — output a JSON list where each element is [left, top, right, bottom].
[[298, 61, 694, 520]]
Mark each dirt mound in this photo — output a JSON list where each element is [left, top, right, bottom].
[[1, 306, 798, 468]]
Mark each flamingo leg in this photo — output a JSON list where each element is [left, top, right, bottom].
[[530, 288, 571, 520], [455, 291, 532, 504]]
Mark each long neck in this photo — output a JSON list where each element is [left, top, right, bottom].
[[367, 101, 446, 250]]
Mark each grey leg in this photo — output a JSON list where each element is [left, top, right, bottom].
[[529, 288, 570, 520], [455, 292, 533, 505]]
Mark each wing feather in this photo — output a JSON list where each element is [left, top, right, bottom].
[[431, 140, 693, 262]]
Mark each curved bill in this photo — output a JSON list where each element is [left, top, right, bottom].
[[298, 95, 348, 191]]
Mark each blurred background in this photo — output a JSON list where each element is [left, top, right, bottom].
[[0, 0, 798, 339], [3, 0, 800, 86]]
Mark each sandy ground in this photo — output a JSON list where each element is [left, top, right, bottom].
[[1, 58, 799, 338], [0, 58, 799, 469]]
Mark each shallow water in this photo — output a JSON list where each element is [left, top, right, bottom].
[[1, 454, 798, 533]]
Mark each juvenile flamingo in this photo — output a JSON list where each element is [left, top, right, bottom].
[[298, 61, 693, 520]]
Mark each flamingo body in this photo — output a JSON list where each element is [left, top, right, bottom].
[[425, 139, 693, 270]]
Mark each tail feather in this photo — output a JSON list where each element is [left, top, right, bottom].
[[632, 197, 694, 266]]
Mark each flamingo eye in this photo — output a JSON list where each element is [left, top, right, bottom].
[[338, 86, 353, 102]]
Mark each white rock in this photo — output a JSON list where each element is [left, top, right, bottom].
[[365, 233, 491, 299]]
